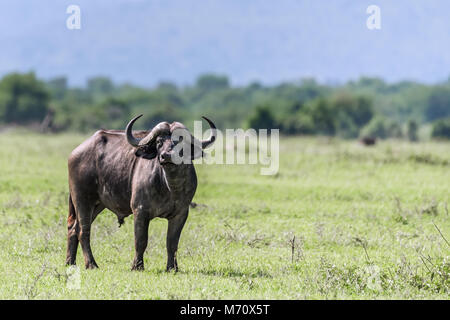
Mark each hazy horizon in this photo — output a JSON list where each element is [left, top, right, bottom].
[[2, 0, 450, 87]]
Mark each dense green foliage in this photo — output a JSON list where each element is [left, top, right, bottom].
[[1, 72, 450, 139], [0, 73, 49, 125], [0, 133, 448, 299], [432, 118, 450, 139]]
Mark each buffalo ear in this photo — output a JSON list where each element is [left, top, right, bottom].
[[135, 145, 157, 159]]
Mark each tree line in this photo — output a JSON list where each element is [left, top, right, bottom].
[[0, 72, 449, 139]]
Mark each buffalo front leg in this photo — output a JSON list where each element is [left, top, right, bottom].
[[166, 212, 188, 272], [75, 202, 99, 269], [131, 211, 150, 271], [79, 223, 98, 269]]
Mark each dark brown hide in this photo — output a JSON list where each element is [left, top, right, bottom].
[[66, 117, 216, 271]]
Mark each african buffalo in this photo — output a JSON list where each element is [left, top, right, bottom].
[[66, 115, 216, 271], [360, 136, 377, 146]]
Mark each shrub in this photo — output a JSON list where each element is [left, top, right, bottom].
[[431, 118, 450, 139], [426, 86, 450, 121], [360, 116, 405, 139], [360, 116, 389, 139], [406, 119, 418, 141], [0, 72, 49, 124], [246, 105, 278, 130]]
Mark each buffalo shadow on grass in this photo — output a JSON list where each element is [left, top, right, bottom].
[[151, 266, 273, 279]]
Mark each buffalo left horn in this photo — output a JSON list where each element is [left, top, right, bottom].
[[172, 116, 216, 149], [200, 116, 217, 149]]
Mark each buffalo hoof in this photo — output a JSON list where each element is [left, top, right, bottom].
[[166, 266, 179, 273], [85, 261, 99, 269], [131, 262, 145, 271], [66, 259, 76, 266]]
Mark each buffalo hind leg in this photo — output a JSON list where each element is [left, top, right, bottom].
[[166, 212, 188, 272], [131, 211, 151, 271], [66, 195, 79, 265]]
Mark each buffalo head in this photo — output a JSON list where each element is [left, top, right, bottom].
[[125, 115, 216, 165]]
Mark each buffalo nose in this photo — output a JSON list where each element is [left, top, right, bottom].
[[160, 152, 171, 162]]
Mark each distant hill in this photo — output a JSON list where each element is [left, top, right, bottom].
[[1, 0, 450, 86]]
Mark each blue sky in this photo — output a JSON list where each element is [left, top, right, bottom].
[[1, 0, 449, 86]]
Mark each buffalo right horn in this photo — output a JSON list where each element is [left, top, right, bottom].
[[125, 114, 143, 147]]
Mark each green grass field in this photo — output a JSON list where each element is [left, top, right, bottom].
[[0, 131, 448, 299]]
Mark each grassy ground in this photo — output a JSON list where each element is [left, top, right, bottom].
[[0, 131, 448, 299]]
